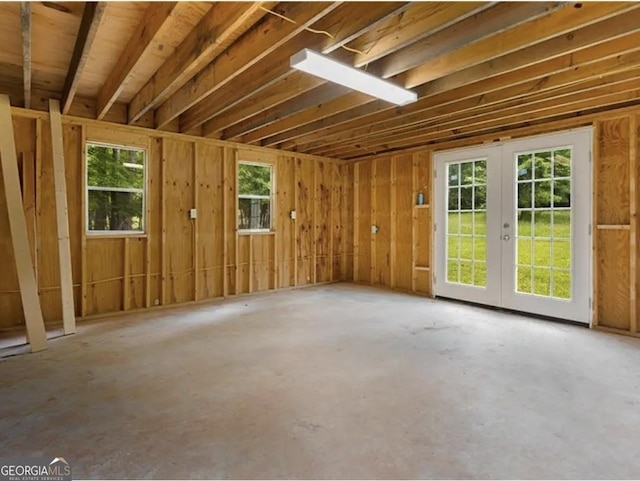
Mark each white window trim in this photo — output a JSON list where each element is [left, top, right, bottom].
[[237, 161, 274, 233], [86, 141, 147, 236]]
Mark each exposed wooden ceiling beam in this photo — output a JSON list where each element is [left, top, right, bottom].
[[242, 0, 594, 146], [20, 2, 31, 109], [276, 4, 640, 150], [61, 2, 105, 114], [314, 67, 640, 157], [320, 72, 640, 157], [192, 2, 412, 136], [127, 2, 271, 125], [154, 2, 340, 128], [336, 90, 640, 159], [96, 2, 179, 120], [199, 1, 544, 138]]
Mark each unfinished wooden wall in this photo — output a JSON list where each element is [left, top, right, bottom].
[[0, 109, 353, 329], [352, 151, 432, 297], [593, 114, 639, 337], [353, 112, 640, 338]]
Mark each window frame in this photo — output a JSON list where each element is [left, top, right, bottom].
[[85, 141, 147, 236], [237, 160, 274, 234]]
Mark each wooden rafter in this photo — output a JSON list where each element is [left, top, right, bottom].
[[197, 2, 411, 136], [154, 2, 340, 128], [61, 1, 105, 114], [275, 4, 640, 151], [96, 2, 179, 120], [20, 2, 31, 109], [127, 2, 271, 124]]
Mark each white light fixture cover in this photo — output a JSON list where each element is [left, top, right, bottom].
[[290, 49, 417, 106]]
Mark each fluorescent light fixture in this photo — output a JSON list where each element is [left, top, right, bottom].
[[290, 49, 417, 106]]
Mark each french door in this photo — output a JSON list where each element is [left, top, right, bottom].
[[434, 128, 592, 324]]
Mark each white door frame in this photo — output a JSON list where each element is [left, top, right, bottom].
[[433, 127, 593, 324]]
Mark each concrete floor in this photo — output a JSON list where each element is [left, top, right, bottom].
[[1, 283, 639, 479]]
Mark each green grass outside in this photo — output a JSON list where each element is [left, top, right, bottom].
[[446, 211, 571, 299]]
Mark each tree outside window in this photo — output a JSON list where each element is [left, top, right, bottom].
[[86, 143, 145, 233], [238, 162, 272, 231]]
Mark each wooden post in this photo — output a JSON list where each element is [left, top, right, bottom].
[[249, 235, 254, 293], [630, 116, 637, 334], [234, 150, 240, 294], [144, 137, 151, 308], [411, 156, 418, 292], [371, 159, 377, 284], [293, 158, 299, 287], [0, 95, 47, 351], [193, 142, 199, 301], [313, 161, 317, 284], [80, 125, 88, 316], [161, 138, 168, 305], [123, 238, 130, 310], [49, 99, 76, 334], [222, 147, 229, 296], [390, 156, 397, 289], [353, 163, 360, 282], [592, 122, 600, 327]]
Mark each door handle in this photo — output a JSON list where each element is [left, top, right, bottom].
[[502, 234, 511, 241]]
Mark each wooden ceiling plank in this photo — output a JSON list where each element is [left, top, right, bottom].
[[348, 2, 490, 68], [279, 8, 640, 150], [313, 67, 640, 156], [127, 2, 271, 125], [377, 2, 565, 79], [222, 2, 491, 141], [96, 2, 179, 120], [225, 83, 356, 141], [320, 74, 640, 157], [401, 1, 635, 88], [155, 2, 340, 129], [196, 2, 411, 136], [61, 2, 106, 114], [337, 91, 640, 158], [20, 2, 31, 109]]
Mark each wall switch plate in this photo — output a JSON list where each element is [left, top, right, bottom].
[[189, 208, 197, 219], [290, 210, 297, 220], [371, 225, 379, 234]]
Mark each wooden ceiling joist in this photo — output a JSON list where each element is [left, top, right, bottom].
[[20, 2, 30, 109], [61, 1, 106, 115], [191, 2, 411, 136], [127, 2, 271, 124], [154, 2, 340, 129], [277, 5, 640, 152], [96, 2, 180, 120]]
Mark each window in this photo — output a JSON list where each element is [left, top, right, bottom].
[[238, 162, 273, 231], [86, 143, 145, 234]]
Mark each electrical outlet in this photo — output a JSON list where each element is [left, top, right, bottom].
[[189, 208, 197, 219], [371, 224, 379, 234], [154, 299, 160, 306], [290, 210, 297, 220]]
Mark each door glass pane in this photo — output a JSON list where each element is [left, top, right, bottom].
[[446, 159, 487, 287], [515, 147, 572, 299]]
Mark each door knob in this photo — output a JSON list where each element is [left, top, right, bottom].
[[502, 234, 511, 241]]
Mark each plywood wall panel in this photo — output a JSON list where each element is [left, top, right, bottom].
[[252, 235, 273, 292], [276, 155, 296, 288], [296, 158, 314, 285], [196, 143, 224, 300], [86, 238, 124, 315], [237, 235, 250, 294], [126, 238, 146, 310], [356, 161, 372, 284], [342, 163, 354, 281], [597, 230, 631, 330], [395, 155, 414, 291], [315, 160, 331, 283], [331, 163, 344, 281], [148, 137, 162, 306], [374, 159, 391, 286], [164, 138, 195, 304], [596, 117, 630, 225]]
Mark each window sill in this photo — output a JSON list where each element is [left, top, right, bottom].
[[238, 230, 275, 236], [86, 232, 148, 239]]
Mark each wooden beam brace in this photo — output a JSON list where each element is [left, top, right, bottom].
[[61, 2, 105, 114], [0, 95, 47, 352], [20, 2, 31, 109], [96, 2, 179, 120], [49, 99, 76, 335], [155, 2, 339, 128], [127, 2, 270, 124]]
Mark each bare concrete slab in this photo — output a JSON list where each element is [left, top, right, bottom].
[[1, 283, 639, 479]]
